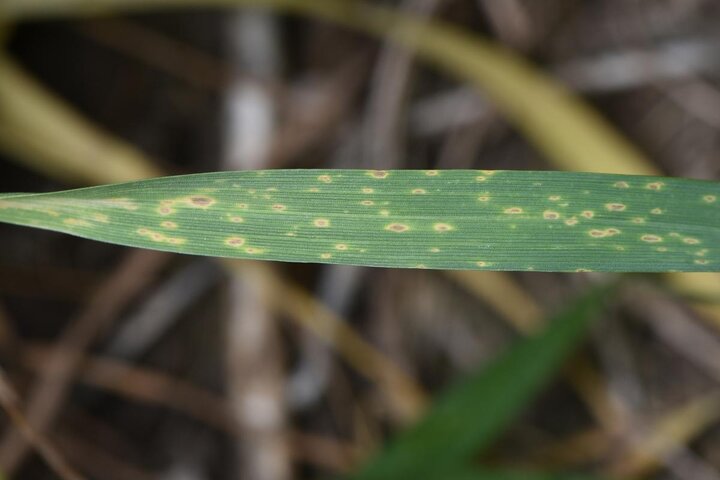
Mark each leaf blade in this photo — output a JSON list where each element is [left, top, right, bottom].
[[0, 170, 717, 272]]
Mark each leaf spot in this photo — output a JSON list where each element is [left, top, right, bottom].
[[313, 218, 330, 228], [641, 234, 663, 243], [433, 223, 454, 232], [386, 223, 409, 233], [187, 195, 216, 208], [225, 237, 246, 247], [605, 203, 626, 212]]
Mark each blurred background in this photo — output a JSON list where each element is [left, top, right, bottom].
[[2, 0, 720, 479]]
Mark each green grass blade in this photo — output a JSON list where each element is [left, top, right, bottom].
[[431, 468, 602, 480], [0, 170, 717, 272], [349, 284, 615, 480]]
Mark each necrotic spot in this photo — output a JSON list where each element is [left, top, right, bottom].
[[641, 234, 663, 243], [433, 223, 454, 232], [543, 211, 560, 220], [188, 196, 215, 208], [225, 237, 245, 247], [412, 188, 426, 195], [386, 223, 409, 233], [565, 217, 579, 226], [504, 207, 523, 214], [369, 170, 389, 179], [313, 218, 330, 228], [605, 203, 626, 212], [318, 175, 332, 183]]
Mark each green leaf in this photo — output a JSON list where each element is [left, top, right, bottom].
[[0, 170, 717, 272], [431, 468, 601, 480], [349, 284, 615, 480]]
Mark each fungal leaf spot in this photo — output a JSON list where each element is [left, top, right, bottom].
[[386, 223, 409, 233], [641, 234, 663, 243], [605, 203, 626, 212], [313, 218, 330, 228], [187, 195, 216, 208], [225, 237, 246, 247]]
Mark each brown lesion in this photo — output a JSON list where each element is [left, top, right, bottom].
[[386, 223, 409, 233], [183, 195, 216, 208]]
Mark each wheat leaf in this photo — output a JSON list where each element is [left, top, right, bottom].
[[0, 170, 717, 272]]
